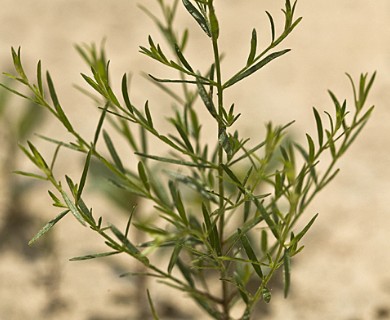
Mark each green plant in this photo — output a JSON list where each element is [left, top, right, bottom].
[[1, 0, 375, 319]]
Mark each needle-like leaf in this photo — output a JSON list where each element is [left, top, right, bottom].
[[224, 49, 291, 88], [238, 229, 264, 279], [29, 210, 69, 245], [182, 0, 211, 37], [246, 29, 258, 66]]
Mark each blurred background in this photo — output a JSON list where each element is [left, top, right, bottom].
[[0, 0, 389, 319]]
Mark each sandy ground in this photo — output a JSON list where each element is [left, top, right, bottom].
[[1, 1, 390, 319]]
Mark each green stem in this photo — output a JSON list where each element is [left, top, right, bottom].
[[208, 2, 229, 318]]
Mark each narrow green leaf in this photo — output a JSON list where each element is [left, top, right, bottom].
[[175, 123, 194, 152], [103, 130, 125, 173], [176, 191, 188, 225], [65, 175, 77, 197], [334, 99, 347, 131], [37, 60, 43, 94], [147, 289, 160, 320], [11, 47, 28, 82], [157, 44, 169, 64], [106, 84, 121, 108], [70, 251, 120, 261], [74, 43, 92, 65], [18, 144, 36, 166], [121, 73, 134, 113], [61, 191, 86, 226], [283, 249, 291, 298], [27, 141, 49, 170], [347, 72, 376, 112], [134, 223, 167, 236], [182, 0, 211, 37], [35, 134, 80, 151], [177, 258, 195, 287], [293, 167, 305, 194], [325, 130, 336, 158], [224, 49, 291, 88], [345, 72, 358, 106], [275, 171, 284, 198], [202, 204, 221, 255], [360, 72, 376, 110], [77, 198, 94, 223], [181, 28, 189, 51], [139, 46, 152, 58], [246, 29, 257, 66], [138, 161, 150, 191], [243, 200, 251, 222], [313, 107, 323, 147], [124, 206, 136, 239], [135, 152, 212, 168], [93, 103, 108, 145], [220, 164, 244, 192], [168, 171, 218, 203], [328, 90, 342, 115], [48, 190, 65, 207], [196, 76, 218, 120], [144, 101, 154, 128], [14, 171, 47, 180], [174, 44, 193, 72], [142, 72, 184, 104], [105, 240, 121, 251], [48, 142, 61, 173], [29, 210, 68, 245], [340, 107, 374, 155], [77, 148, 92, 202], [148, 74, 207, 85], [234, 272, 250, 304], [168, 59, 190, 74], [238, 229, 263, 279], [81, 73, 104, 95], [266, 11, 275, 43], [261, 229, 268, 254], [322, 169, 340, 188], [291, 213, 318, 247], [131, 104, 148, 127], [140, 125, 148, 155], [252, 197, 279, 240], [306, 133, 315, 162], [168, 242, 183, 274], [168, 180, 178, 205], [46, 72, 73, 131], [148, 174, 171, 207], [284, 0, 293, 28], [110, 224, 149, 265], [189, 107, 201, 139], [229, 140, 266, 166], [324, 111, 334, 133], [0, 83, 31, 101], [358, 73, 367, 111]]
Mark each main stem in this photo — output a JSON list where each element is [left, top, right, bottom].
[[208, 2, 229, 319]]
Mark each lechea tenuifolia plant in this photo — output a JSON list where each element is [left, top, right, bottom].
[[1, 0, 375, 319]]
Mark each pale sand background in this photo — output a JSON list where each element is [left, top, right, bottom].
[[1, 1, 390, 319]]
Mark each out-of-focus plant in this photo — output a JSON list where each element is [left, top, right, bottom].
[[1, 0, 375, 319], [0, 77, 45, 257]]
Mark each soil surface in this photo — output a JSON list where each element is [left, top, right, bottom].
[[1, 1, 390, 319]]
